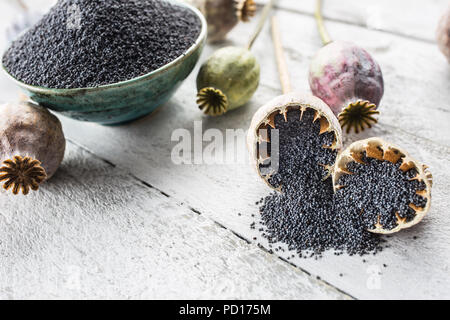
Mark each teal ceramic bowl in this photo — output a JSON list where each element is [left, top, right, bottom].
[[2, 1, 206, 125]]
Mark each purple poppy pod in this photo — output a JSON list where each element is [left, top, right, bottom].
[[309, 41, 384, 134]]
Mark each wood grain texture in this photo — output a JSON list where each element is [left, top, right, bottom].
[[256, 0, 448, 43], [0, 0, 449, 299], [0, 142, 348, 299]]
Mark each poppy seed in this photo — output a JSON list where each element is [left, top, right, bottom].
[[334, 153, 428, 231]]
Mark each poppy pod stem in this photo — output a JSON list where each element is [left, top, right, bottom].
[[314, 0, 332, 45], [271, 16, 292, 94], [247, 0, 276, 50], [16, 0, 28, 11]]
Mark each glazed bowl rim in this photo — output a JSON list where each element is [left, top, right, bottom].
[[1, 0, 207, 95]]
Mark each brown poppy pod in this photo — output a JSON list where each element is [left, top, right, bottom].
[[0, 101, 65, 195]]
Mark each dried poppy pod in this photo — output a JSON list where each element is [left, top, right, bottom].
[[235, 0, 257, 22], [247, 92, 343, 190], [310, 1, 384, 134], [332, 137, 432, 234], [0, 101, 65, 195], [196, 0, 274, 116]]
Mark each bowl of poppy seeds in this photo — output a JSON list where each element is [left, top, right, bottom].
[[1, 0, 206, 124]]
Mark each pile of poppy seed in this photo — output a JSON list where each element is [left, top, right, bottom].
[[2, 0, 201, 89], [253, 108, 386, 258]]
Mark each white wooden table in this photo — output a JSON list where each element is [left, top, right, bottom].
[[0, 0, 449, 300]]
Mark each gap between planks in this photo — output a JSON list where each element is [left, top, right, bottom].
[[66, 138, 356, 300]]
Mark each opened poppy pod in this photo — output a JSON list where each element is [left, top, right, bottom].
[[247, 92, 342, 191], [333, 138, 433, 234]]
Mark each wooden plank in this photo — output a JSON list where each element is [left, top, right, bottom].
[[255, 0, 449, 43], [0, 142, 348, 299], [0, 0, 449, 299]]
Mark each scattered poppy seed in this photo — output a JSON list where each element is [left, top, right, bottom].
[[3, 0, 201, 89]]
